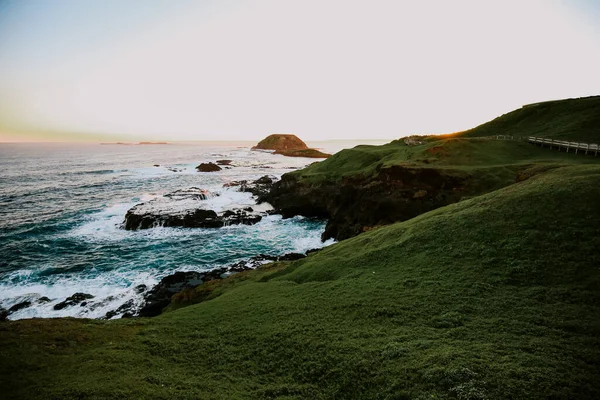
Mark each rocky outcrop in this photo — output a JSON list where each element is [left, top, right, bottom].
[[274, 149, 331, 158], [122, 187, 266, 230], [264, 165, 471, 241], [131, 252, 307, 317], [54, 293, 95, 310], [224, 175, 279, 203], [124, 207, 263, 230], [196, 162, 222, 172], [252, 134, 331, 158], [252, 134, 309, 151]]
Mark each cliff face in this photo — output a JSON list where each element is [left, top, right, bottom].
[[265, 165, 472, 241]]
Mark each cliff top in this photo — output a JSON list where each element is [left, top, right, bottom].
[[460, 95, 600, 142]]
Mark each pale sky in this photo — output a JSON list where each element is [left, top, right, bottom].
[[0, 0, 599, 142]]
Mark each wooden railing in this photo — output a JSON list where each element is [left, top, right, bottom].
[[527, 137, 599, 156], [492, 134, 599, 156]]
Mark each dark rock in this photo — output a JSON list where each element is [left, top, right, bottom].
[[153, 164, 160, 167], [54, 293, 94, 311], [0, 307, 8, 321], [124, 204, 263, 230], [264, 165, 470, 241], [306, 248, 322, 255], [222, 209, 262, 226], [216, 159, 233, 165], [196, 162, 222, 172], [122, 186, 264, 230], [8, 300, 32, 313], [277, 253, 306, 261], [163, 187, 210, 201], [134, 284, 147, 294], [255, 175, 274, 185], [37, 296, 51, 304], [104, 299, 135, 320], [239, 175, 279, 203], [138, 272, 205, 317]]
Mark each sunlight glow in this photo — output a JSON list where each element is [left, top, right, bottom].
[[0, 0, 599, 141]]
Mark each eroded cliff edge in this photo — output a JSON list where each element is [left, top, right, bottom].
[[262, 137, 568, 241]]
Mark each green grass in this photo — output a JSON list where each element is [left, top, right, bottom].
[[288, 136, 600, 187], [2, 165, 599, 399], [460, 96, 600, 143]]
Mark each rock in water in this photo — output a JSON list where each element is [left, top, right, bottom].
[[122, 187, 265, 230], [252, 134, 331, 158], [252, 134, 309, 151], [54, 293, 94, 310], [223, 175, 279, 203], [196, 162, 222, 172], [8, 301, 32, 313]]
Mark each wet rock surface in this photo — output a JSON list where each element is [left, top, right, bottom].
[[8, 301, 32, 313], [223, 175, 278, 203], [196, 162, 222, 172], [122, 187, 266, 230], [54, 293, 95, 310]]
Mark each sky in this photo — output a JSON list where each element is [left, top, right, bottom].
[[0, 0, 599, 142]]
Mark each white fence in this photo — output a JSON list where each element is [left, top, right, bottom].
[[493, 134, 599, 156]]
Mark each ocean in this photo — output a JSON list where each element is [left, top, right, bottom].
[[0, 140, 369, 320]]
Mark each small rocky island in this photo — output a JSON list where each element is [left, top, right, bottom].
[[252, 134, 331, 158]]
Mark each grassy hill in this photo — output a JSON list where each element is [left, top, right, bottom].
[[459, 96, 600, 143], [2, 164, 600, 399], [292, 137, 600, 183]]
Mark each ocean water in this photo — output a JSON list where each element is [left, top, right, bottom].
[[0, 141, 360, 320]]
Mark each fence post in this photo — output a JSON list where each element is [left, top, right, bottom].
[[576, 143, 579, 154]]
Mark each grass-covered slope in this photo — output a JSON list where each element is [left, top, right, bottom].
[[460, 96, 600, 143], [2, 165, 599, 399], [292, 137, 600, 182]]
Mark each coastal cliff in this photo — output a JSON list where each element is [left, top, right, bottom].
[[264, 133, 600, 241], [266, 164, 470, 241]]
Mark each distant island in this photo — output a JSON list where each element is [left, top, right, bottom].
[[100, 141, 169, 145], [252, 134, 331, 158]]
